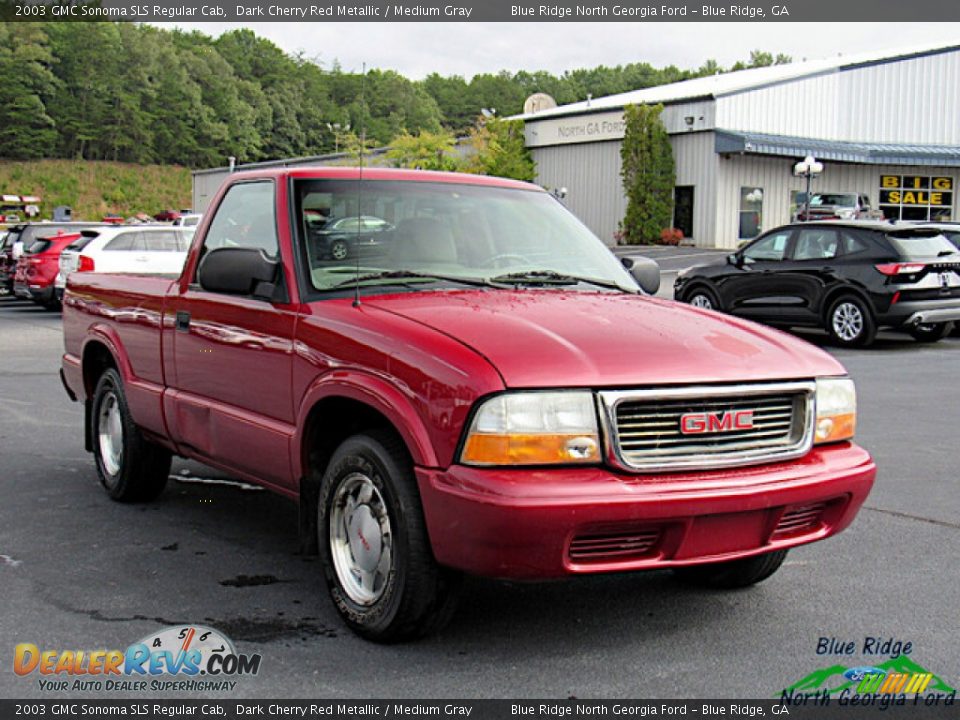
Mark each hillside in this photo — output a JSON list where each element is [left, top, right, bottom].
[[0, 160, 192, 221]]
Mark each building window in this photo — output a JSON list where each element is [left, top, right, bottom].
[[878, 175, 953, 221], [739, 187, 763, 240]]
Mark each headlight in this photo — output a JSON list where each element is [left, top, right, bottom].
[[814, 377, 856, 444], [461, 391, 600, 465]]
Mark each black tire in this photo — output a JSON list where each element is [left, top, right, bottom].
[[91, 368, 171, 502], [825, 295, 876, 347], [673, 549, 788, 589], [329, 239, 349, 261], [317, 430, 460, 642], [908, 322, 951, 343], [685, 286, 720, 312]]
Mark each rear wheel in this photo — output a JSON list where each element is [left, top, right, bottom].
[[909, 322, 951, 343], [673, 549, 788, 589], [91, 368, 171, 502], [686, 287, 719, 311], [318, 430, 459, 642], [330, 239, 349, 261], [826, 295, 876, 347]]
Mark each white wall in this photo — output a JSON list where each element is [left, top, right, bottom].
[[716, 49, 960, 144]]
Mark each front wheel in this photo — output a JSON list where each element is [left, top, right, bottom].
[[673, 549, 788, 589], [91, 368, 171, 502], [686, 287, 719, 311], [318, 430, 459, 642], [909, 322, 951, 343], [826, 295, 876, 347]]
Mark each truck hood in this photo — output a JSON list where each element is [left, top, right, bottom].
[[367, 290, 845, 388]]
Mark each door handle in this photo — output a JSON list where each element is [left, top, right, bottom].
[[175, 311, 190, 332]]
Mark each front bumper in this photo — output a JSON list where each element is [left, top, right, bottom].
[[417, 443, 875, 579]]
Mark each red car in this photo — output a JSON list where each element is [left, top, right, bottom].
[[14, 230, 84, 308], [153, 209, 181, 222], [61, 168, 876, 641]]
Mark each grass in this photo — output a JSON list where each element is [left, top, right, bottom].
[[0, 159, 192, 221]]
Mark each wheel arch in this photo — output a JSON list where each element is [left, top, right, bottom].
[[295, 375, 438, 555], [820, 284, 875, 323], [681, 280, 721, 308]]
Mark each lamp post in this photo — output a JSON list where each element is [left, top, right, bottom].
[[793, 155, 824, 221]]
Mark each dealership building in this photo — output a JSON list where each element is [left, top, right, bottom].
[[518, 41, 960, 248]]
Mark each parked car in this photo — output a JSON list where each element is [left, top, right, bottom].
[[0, 224, 24, 294], [173, 213, 202, 228], [0, 230, 11, 295], [6, 223, 106, 305], [674, 221, 960, 346], [916, 221, 960, 248], [153, 209, 181, 222], [309, 214, 394, 260], [795, 193, 883, 221], [102, 214, 125, 225], [14, 231, 83, 308], [62, 168, 875, 642], [55, 226, 193, 302]]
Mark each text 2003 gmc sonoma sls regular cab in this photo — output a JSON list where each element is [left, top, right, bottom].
[[61, 168, 876, 641]]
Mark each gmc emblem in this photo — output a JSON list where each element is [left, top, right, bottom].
[[680, 410, 755, 434]]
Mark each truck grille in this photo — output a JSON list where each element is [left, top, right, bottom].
[[599, 382, 815, 473]]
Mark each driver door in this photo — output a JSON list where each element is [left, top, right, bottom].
[[718, 229, 794, 318], [165, 180, 298, 492]]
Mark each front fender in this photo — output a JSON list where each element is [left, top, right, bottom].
[[292, 370, 439, 479]]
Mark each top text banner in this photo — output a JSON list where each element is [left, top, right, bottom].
[[5, 0, 960, 22]]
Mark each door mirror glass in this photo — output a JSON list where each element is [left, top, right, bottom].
[[620, 255, 661, 295], [198, 247, 280, 300]]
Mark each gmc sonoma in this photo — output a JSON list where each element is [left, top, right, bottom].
[[61, 168, 876, 641]]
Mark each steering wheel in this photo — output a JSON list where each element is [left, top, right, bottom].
[[479, 253, 528, 269]]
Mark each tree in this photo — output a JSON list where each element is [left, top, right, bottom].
[[386, 129, 459, 171], [0, 23, 59, 160], [461, 117, 535, 182], [619, 104, 675, 245]]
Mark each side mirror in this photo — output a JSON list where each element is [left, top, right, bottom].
[[198, 247, 281, 300], [620, 255, 661, 295], [726, 253, 739, 266]]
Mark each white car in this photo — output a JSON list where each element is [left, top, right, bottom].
[[173, 213, 202, 228], [56, 226, 194, 299]]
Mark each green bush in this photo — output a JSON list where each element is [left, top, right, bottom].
[[619, 104, 675, 245]]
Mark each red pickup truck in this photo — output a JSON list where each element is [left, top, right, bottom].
[[61, 168, 875, 641]]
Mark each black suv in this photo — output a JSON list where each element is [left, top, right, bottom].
[[673, 221, 960, 347]]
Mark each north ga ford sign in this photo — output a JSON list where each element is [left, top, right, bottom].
[[525, 111, 627, 147]]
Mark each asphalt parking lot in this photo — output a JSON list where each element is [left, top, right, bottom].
[[1, 288, 957, 700]]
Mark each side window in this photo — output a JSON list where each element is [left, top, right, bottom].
[[144, 231, 181, 252], [792, 229, 839, 261], [743, 231, 790, 262], [104, 232, 138, 252], [840, 232, 871, 256], [202, 181, 278, 259]]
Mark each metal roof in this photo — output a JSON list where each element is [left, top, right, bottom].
[[714, 130, 960, 167], [514, 41, 960, 122]]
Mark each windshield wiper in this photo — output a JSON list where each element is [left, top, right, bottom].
[[488, 270, 636, 293], [332, 270, 499, 289]]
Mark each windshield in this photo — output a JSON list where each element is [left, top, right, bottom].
[[887, 232, 958, 259], [810, 194, 856, 208], [295, 179, 636, 294]]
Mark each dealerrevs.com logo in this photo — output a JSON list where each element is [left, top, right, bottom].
[[14, 625, 261, 692]]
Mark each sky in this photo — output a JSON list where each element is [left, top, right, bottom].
[[162, 22, 960, 79]]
